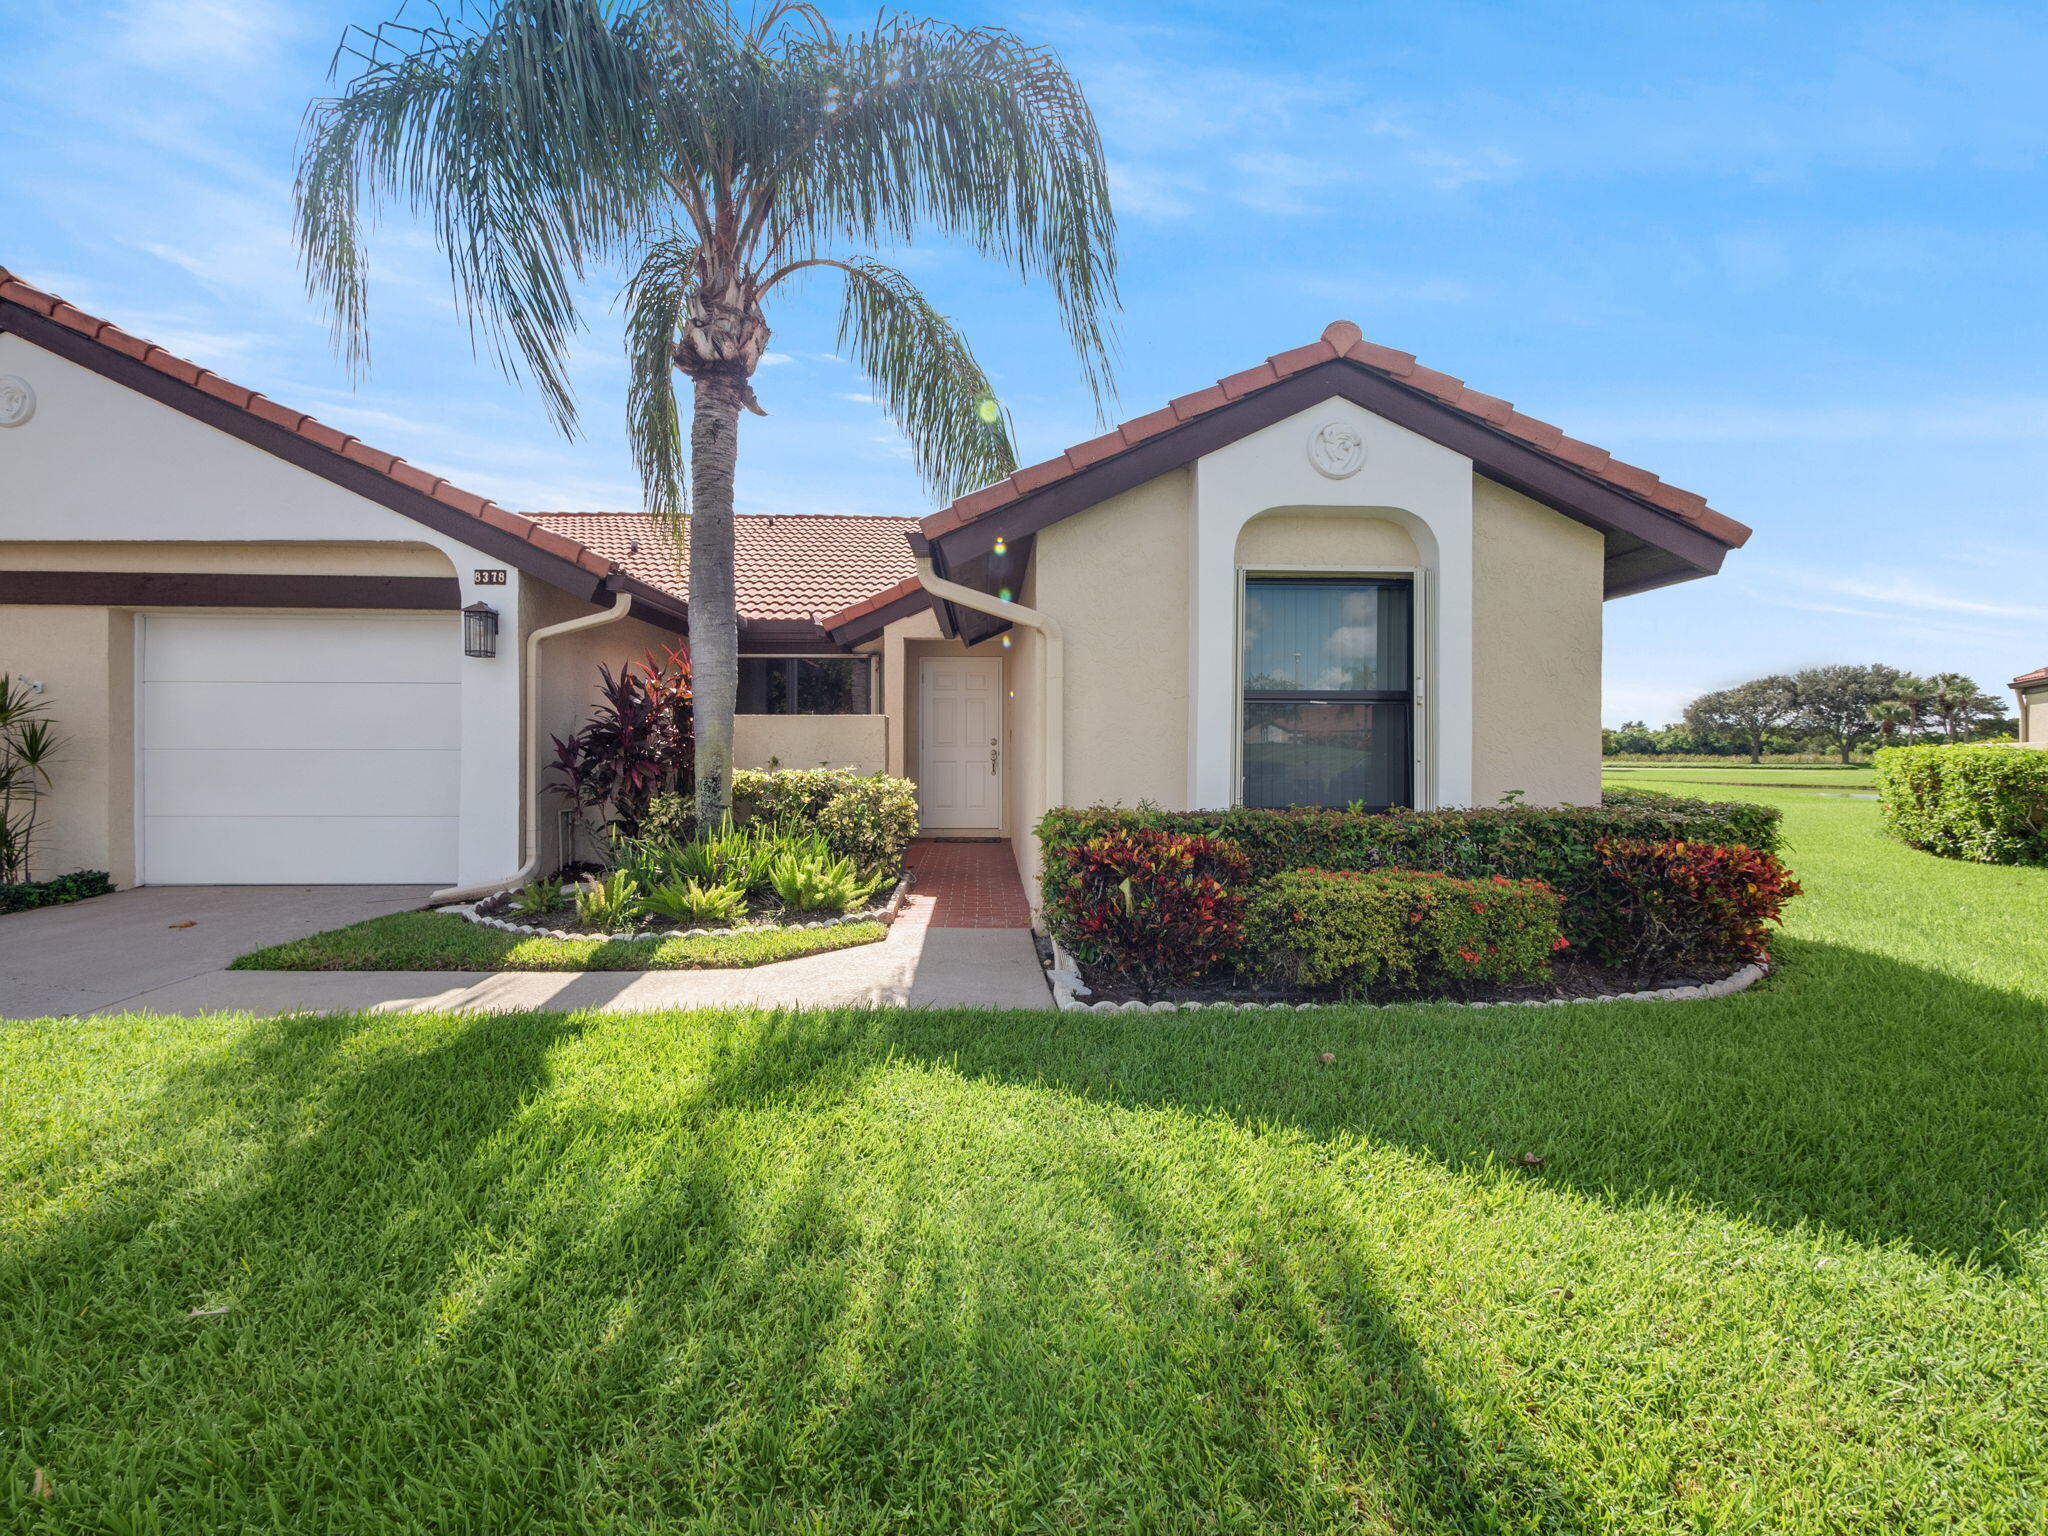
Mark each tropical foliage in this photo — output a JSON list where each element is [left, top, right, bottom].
[[547, 650, 694, 843], [296, 0, 1120, 826], [1618, 664, 2011, 760], [0, 674, 61, 884]]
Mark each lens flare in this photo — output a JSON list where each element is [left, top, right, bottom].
[[975, 397, 1000, 424], [998, 587, 1013, 602], [992, 536, 1008, 557]]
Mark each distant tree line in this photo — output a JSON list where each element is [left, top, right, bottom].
[[1605, 666, 2012, 763]]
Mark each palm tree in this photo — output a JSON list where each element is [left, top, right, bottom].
[[1866, 699, 1912, 743], [1928, 672, 1990, 743], [296, 0, 1118, 825], [1890, 673, 1932, 741]]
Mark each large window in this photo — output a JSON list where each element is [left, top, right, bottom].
[[737, 656, 875, 715], [1240, 576, 1413, 809]]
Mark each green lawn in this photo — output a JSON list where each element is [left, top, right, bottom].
[[230, 910, 888, 971], [4, 771, 2046, 1532]]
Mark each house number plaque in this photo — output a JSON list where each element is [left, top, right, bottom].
[[473, 568, 508, 585]]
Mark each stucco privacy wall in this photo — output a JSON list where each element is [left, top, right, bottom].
[[1471, 477, 1604, 804], [0, 331, 524, 886]]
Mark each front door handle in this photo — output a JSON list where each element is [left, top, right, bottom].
[[990, 742, 1000, 774]]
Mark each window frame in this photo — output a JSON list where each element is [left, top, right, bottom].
[[735, 652, 879, 717], [1233, 565, 1426, 810]]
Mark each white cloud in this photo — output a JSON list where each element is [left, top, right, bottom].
[[115, 0, 292, 74]]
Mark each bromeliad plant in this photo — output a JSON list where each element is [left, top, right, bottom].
[[0, 675, 61, 884]]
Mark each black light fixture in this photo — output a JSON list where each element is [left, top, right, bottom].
[[462, 602, 500, 658]]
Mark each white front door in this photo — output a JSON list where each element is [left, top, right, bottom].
[[137, 611, 462, 883], [917, 656, 1002, 828]]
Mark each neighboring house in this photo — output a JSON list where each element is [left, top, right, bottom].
[[2014, 667, 2048, 745], [0, 266, 1750, 900]]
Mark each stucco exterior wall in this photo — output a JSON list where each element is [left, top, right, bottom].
[[0, 332, 528, 887], [1030, 468, 1193, 810], [2019, 686, 2048, 746], [732, 715, 888, 773], [1234, 511, 1420, 570], [0, 605, 133, 883], [1470, 476, 1605, 805]]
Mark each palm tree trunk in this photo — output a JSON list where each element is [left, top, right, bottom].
[[688, 373, 745, 828]]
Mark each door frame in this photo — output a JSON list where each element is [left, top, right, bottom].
[[915, 652, 1006, 832]]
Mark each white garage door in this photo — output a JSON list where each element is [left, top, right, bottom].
[[139, 612, 461, 884]]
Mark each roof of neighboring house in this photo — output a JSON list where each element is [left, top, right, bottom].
[[915, 319, 1752, 605], [2013, 666, 2048, 690], [520, 512, 919, 627]]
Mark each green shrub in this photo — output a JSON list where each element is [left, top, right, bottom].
[[732, 768, 918, 872], [767, 849, 890, 914], [638, 792, 695, 847], [508, 879, 561, 917], [1038, 791, 1779, 947], [0, 869, 114, 916], [1245, 869, 1565, 997], [641, 877, 749, 925], [573, 870, 641, 930], [1875, 744, 2048, 865]]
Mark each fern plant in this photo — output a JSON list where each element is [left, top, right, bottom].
[[641, 877, 748, 925], [573, 870, 642, 931], [508, 879, 562, 917], [768, 850, 890, 914]]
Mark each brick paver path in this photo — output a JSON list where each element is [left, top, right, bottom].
[[904, 839, 1033, 928]]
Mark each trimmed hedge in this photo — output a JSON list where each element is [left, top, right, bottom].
[[1039, 790, 1780, 946], [1245, 868, 1565, 997], [0, 870, 114, 915], [1875, 744, 2048, 865]]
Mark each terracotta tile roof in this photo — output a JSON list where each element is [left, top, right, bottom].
[[820, 574, 926, 633], [2012, 666, 2048, 689], [0, 264, 624, 580], [922, 319, 1752, 551], [522, 512, 919, 624]]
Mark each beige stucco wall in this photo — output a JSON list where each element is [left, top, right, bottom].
[[1234, 511, 1420, 569], [1030, 468, 1193, 810], [0, 605, 134, 883], [732, 714, 888, 773], [1470, 476, 1604, 805], [2019, 686, 2048, 746]]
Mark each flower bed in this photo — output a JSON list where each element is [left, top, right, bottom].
[[1039, 791, 1798, 1006], [463, 872, 908, 940]]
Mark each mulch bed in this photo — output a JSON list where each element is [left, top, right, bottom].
[[471, 874, 903, 939], [1073, 958, 1743, 1008]]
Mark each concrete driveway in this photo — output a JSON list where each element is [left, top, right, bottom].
[[1, 885, 433, 1018]]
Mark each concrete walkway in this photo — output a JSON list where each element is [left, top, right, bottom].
[[1, 884, 434, 1018], [90, 896, 1051, 1016]]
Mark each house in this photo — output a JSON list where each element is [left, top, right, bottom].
[[0, 265, 1750, 902], [2014, 667, 2048, 745]]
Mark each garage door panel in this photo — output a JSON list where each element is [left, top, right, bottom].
[[139, 613, 463, 884], [142, 748, 462, 818], [141, 681, 461, 751], [142, 817, 459, 885], [141, 613, 463, 684]]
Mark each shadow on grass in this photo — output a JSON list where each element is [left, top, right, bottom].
[[852, 935, 2047, 1273], [3, 1007, 1584, 1534]]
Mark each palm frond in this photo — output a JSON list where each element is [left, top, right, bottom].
[[824, 256, 1016, 498], [624, 235, 700, 526], [296, 0, 658, 430]]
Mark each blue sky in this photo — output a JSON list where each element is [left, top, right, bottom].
[[4, 0, 2044, 724]]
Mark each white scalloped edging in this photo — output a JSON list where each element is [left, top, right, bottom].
[[449, 872, 911, 943], [1045, 939, 1769, 1013]]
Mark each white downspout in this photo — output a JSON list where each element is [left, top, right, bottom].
[[429, 589, 635, 904], [914, 557, 1063, 809]]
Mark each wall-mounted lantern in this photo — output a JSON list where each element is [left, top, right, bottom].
[[462, 602, 500, 658]]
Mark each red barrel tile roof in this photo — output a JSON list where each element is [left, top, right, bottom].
[[522, 512, 919, 624], [922, 320, 1752, 551]]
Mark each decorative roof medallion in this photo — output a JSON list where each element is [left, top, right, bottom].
[[0, 375, 34, 428], [1307, 418, 1364, 478]]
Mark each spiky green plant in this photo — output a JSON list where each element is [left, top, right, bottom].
[[574, 870, 643, 931], [768, 848, 889, 913], [508, 879, 563, 917], [296, 0, 1120, 827], [641, 876, 749, 925], [0, 677, 61, 884]]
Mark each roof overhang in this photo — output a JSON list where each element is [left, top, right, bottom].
[[0, 294, 624, 608], [918, 358, 1742, 603]]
